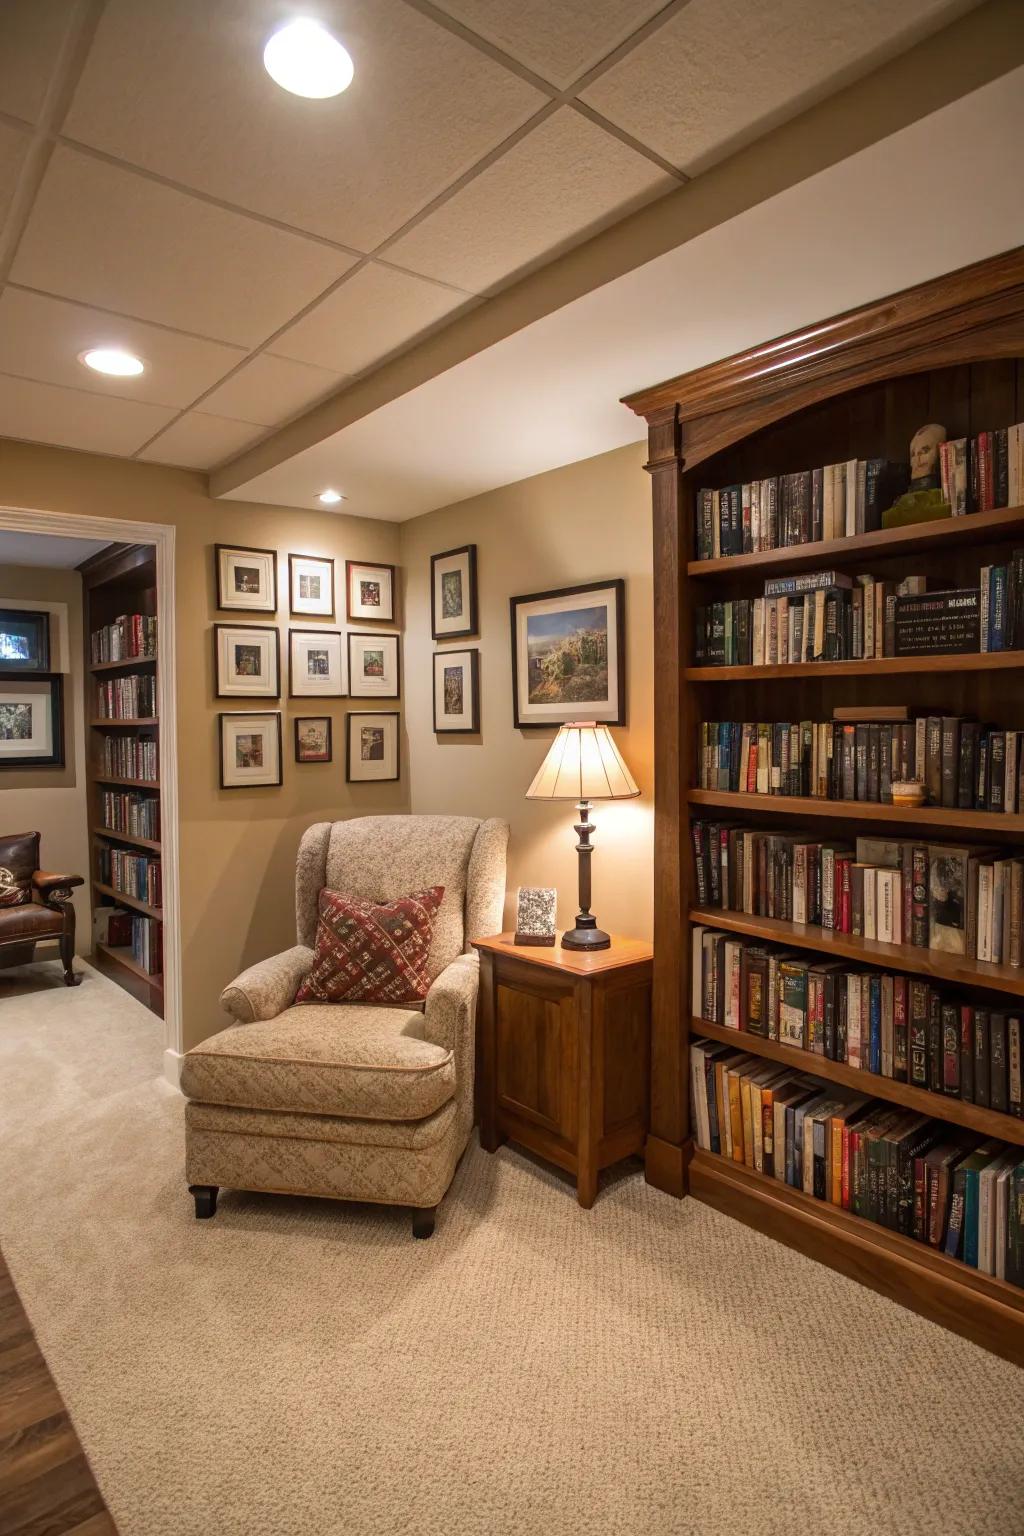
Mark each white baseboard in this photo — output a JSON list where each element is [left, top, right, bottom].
[[163, 1048, 184, 1091]]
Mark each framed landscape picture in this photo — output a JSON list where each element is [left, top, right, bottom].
[[346, 560, 395, 623], [294, 716, 332, 763], [430, 544, 477, 640], [215, 544, 277, 613], [288, 629, 345, 697], [348, 632, 400, 699], [289, 554, 335, 618], [0, 674, 63, 768], [0, 608, 50, 672], [214, 623, 280, 698], [510, 579, 625, 728], [433, 648, 479, 733], [219, 711, 282, 788], [346, 711, 399, 782]]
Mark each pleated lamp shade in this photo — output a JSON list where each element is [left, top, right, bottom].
[[526, 722, 639, 802]]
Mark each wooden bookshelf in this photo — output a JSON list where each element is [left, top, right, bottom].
[[626, 246, 1024, 1362], [79, 544, 162, 1018]]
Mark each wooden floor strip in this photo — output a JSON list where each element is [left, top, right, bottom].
[[0, 1252, 117, 1536]]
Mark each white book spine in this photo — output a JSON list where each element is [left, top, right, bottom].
[[980, 565, 991, 652], [794, 845, 806, 925], [978, 864, 993, 962], [845, 460, 858, 537], [864, 869, 877, 941], [847, 974, 862, 1068], [753, 598, 765, 667], [878, 870, 895, 945]]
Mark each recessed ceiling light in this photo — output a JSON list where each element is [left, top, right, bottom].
[[318, 489, 344, 505], [263, 19, 354, 99], [80, 347, 145, 377]]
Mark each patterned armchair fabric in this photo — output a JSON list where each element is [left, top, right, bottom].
[[184, 814, 509, 1225]]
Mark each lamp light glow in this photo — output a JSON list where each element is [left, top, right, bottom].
[[80, 348, 145, 377], [318, 489, 344, 505], [263, 19, 354, 98]]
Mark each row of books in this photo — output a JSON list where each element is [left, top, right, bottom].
[[698, 715, 1024, 813], [103, 911, 162, 975], [692, 924, 1022, 1110], [689, 1040, 1024, 1283], [90, 614, 157, 664], [95, 674, 156, 721], [100, 734, 158, 782], [692, 826, 1024, 966], [693, 422, 1024, 560], [98, 848, 161, 908], [100, 790, 160, 841]]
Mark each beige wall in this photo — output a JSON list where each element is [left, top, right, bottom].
[[0, 562, 90, 950], [0, 440, 407, 1049], [401, 441, 654, 942]]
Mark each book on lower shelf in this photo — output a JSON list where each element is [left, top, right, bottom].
[[689, 1038, 1024, 1283]]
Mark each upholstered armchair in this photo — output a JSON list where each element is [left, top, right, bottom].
[[182, 814, 509, 1236], [0, 831, 82, 986]]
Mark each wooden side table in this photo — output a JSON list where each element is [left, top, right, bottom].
[[473, 933, 653, 1208]]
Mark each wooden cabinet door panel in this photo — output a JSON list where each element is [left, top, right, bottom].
[[496, 982, 576, 1140]]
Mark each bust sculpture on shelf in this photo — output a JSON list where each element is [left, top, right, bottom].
[[882, 421, 952, 528]]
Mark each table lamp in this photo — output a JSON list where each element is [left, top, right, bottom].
[[525, 721, 639, 950]]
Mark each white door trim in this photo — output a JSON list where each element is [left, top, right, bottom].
[[0, 504, 182, 1078]]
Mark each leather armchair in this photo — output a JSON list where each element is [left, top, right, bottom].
[[0, 831, 82, 986]]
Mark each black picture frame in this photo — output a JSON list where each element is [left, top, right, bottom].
[[0, 608, 50, 673], [218, 711, 283, 789], [430, 544, 478, 640], [348, 631, 400, 699], [213, 623, 280, 699], [0, 672, 64, 768], [509, 578, 626, 729], [214, 544, 278, 613], [288, 553, 336, 619], [294, 715, 333, 763], [433, 648, 480, 733], [345, 711, 400, 782], [346, 560, 396, 623]]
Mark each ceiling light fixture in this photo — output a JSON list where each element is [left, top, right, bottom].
[[318, 489, 344, 505], [80, 347, 145, 377], [263, 19, 354, 98]]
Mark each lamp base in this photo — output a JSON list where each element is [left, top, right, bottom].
[[561, 920, 611, 951]]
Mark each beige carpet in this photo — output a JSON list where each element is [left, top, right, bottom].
[[1, 962, 1023, 1536]]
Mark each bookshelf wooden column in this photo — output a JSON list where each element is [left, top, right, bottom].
[[624, 246, 1024, 1362]]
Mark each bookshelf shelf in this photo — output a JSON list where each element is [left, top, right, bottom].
[[688, 788, 1024, 835], [89, 717, 158, 727], [629, 248, 1024, 1361], [92, 881, 162, 921], [94, 827, 161, 853], [95, 942, 163, 990], [689, 906, 1024, 996], [686, 651, 1024, 681], [692, 1017, 1024, 1146], [686, 503, 1024, 579], [94, 774, 159, 789], [689, 1149, 1024, 1365], [89, 654, 157, 674]]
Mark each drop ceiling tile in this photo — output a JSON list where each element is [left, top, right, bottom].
[[0, 288, 247, 408], [0, 372, 177, 456], [62, 0, 546, 251], [580, 0, 980, 174], [10, 147, 355, 348], [137, 411, 267, 470], [432, 0, 667, 89], [0, 0, 77, 125], [386, 108, 674, 294], [199, 353, 347, 427], [0, 120, 30, 226], [273, 264, 471, 377]]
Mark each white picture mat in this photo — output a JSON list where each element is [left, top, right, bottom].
[[515, 587, 619, 723], [433, 551, 472, 636], [434, 649, 474, 727], [216, 625, 278, 695], [0, 678, 54, 756], [290, 556, 334, 615], [290, 630, 346, 696], [221, 713, 281, 785], [348, 713, 398, 780], [349, 634, 398, 697], [348, 563, 393, 620], [218, 547, 275, 611]]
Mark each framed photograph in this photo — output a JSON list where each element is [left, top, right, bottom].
[[431, 544, 477, 639], [348, 632, 400, 699], [0, 674, 63, 768], [346, 711, 399, 783], [219, 711, 282, 788], [214, 623, 280, 698], [433, 648, 479, 733], [510, 579, 625, 728], [0, 608, 50, 672], [294, 716, 332, 763], [346, 560, 395, 623], [289, 553, 335, 618], [288, 629, 346, 697], [215, 544, 277, 613]]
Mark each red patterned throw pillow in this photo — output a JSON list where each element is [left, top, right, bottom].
[[296, 885, 445, 1006]]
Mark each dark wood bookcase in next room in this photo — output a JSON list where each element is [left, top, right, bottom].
[[624, 246, 1024, 1366]]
